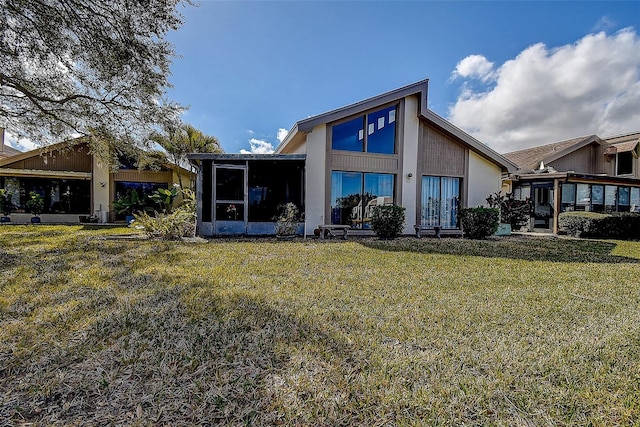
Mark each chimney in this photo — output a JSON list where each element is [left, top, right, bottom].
[[0, 128, 4, 153]]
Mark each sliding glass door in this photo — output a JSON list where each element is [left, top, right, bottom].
[[421, 176, 460, 229]]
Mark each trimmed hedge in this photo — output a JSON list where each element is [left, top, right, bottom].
[[460, 207, 499, 239], [558, 211, 640, 239]]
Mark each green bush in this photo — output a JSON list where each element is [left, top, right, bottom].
[[486, 191, 530, 228], [559, 211, 640, 239], [273, 202, 301, 236], [132, 188, 196, 240], [371, 204, 406, 239], [459, 207, 499, 239], [25, 192, 44, 216], [0, 189, 13, 217]]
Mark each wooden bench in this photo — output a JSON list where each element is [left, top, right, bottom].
[[414, 225, 441, 238], [317, 224, 351, 240]]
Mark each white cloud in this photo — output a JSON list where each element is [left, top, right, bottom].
[[277, 128, 288, 143], [451, 54, 495, 82], [592, 16, 616, 33], [4, 131, 38, 152], [447, 29, 640, 153], [239, 138, 275, 154]]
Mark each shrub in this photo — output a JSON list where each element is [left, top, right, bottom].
[[558, 212, 608, 237], [559, 211, 640, 239], [0, 189, 13, 217], [371, 204, 406, 239], [132, 188, 197, 240], [148, 186, 179, 214], [25, 192, 44, 216], [273, 202, 301, 236], [459, 207, 499, 239], [486, 191, 530, 229], [133, 207, 195, 240]]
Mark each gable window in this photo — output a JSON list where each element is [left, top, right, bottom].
[[331, 105, 397, 154], [617, 152, 634, 175], [330, 171, 395, 229], [421, 176, 460, 229]]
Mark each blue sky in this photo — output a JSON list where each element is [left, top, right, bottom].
[[5, 1, 637, 154], [163, 1, 639, 155]]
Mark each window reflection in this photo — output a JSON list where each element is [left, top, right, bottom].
[[331, 171, 394, 229], [331, 105, 397, 154]]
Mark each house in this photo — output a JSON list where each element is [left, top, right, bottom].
[[504, 131, 640, 233], [190, 79, 516, 237], [0, 129, 192, 224], [0, 140, 21, 160]]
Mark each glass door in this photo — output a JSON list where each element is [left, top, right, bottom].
[[214, 165, 247, 234], [532, 182, 553, 230]]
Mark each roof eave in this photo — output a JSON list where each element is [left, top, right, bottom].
[[276, 79, 430, 154]]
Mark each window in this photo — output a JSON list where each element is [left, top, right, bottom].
[[591, 185, 604, 213], [617, 152, 634, 175], [561, 183, 576, 212], [618, 187, 630, 212], [513, 185, 530, 201], [421, 176, 460, 229], [247, 161, 304, 221], [331, 171, 394, 229], [561, 183, 640, 214], [331, 105, 397, 154], [605, 185, 617, 213], [575, 184, 591, 211]]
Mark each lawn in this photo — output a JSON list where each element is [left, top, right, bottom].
[[0, 225, 638, 426]]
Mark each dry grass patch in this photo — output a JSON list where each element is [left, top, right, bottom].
[[0, 227, 638, 425]]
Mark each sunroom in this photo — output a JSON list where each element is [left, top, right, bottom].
[[188, 154, 305, 236]]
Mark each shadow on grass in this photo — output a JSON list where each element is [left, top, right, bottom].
[[0, 244, 382, 425], [358, 235, 640, 264]]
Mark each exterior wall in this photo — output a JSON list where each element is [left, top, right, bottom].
[[92, 156, 110, 222], [594, 144, 613, 175], [419, 122, 466, 177], [549, 144, 596, 174], [3, 144, 92, 172], [6, 213, 83, 224], [468, 151, 502, 207], [304, 124, 327, 235], [400, 96, 419, 233]]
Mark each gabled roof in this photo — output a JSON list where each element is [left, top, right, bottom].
[[504, 135, 603, 172], [276, 79, 516, 173]]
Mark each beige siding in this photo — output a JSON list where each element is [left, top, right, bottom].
[[419, 121, 466, 177], [330, 152, 398, 173], [3, 144, 92, 172], [594, 144, 615, 175], [549, 145, 596, 174], [113, 170, 173, 183]]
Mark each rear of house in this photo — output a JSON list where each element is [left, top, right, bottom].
[[191, 79, 516, 237]]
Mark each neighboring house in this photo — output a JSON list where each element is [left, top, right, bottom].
[[190, 79, 516, 237], [504, 131, 640, 233], [0, 132, 192, 224], [0, 129, 22, 160]]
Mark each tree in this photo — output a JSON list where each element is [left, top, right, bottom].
[[149, 123, 223, 189], [0, 0, 188, 153]]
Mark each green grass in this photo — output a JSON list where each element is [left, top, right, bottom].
[[0, 226, 638, 426]]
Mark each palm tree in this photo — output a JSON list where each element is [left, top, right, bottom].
[[150, 123, 223, 190]]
